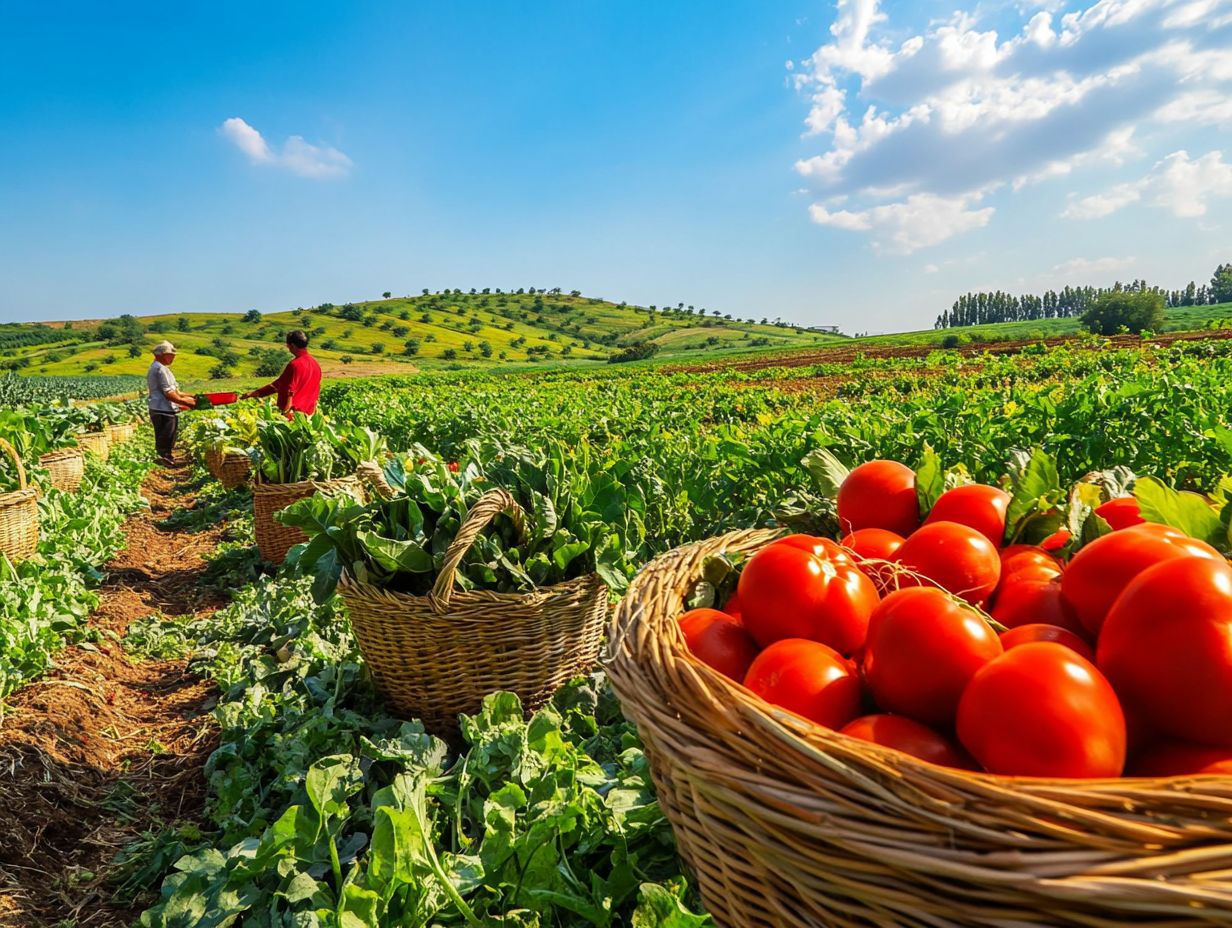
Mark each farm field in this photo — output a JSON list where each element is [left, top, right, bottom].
[[5, 335, 1232, 924], [0, 291, 840, 384]]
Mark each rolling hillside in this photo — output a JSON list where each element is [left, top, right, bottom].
[[0, 290, 840, 385]]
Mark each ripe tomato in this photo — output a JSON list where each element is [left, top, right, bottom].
[[773, 533, 855, 567], [863, 587, 1003, 727], [1062, 523, 1221, 636], [990, 575, 1086, 637], [840, 714, 974, 769], [840, 528, 904, 561], [894, 521, 1001, 605], [721, 589, 743, 620], [837, 460, 920, 537], [1128, 740, 1232, 777], [999, 545, 1061, 579], [743, 639, 862, 729], [957, 642, 1126, 778], [1097, 556, 1232, 748], [678, 609, 759, 682], [1040, 528, 1072, 551], [738, 543, 879, 656], [1095, 496, 1145, 531], [999, 623, 1094, 662], [924, 484, 1010, 547]]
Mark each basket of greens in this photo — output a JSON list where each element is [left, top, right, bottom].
[[249, 409, 383, 564], [279, 444, 630, 733]]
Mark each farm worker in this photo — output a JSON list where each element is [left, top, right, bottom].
[[147, 340, 197, 467], [242, 329, 322, 417]]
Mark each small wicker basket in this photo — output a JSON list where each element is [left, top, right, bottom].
[[252, 473, 364, 564], [38, 447, 84, 493], [78, 430, 110, 461], [341, 488, 608, 734], [105, 422, 128, 445], [0, 438, 39, 563], [205, 448, 251, 490], [607, 528, 1232, 928]]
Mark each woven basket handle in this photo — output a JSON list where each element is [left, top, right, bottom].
[[356, 460, 397, 500], [0, 438, 28, 492], [428, 488, 527, 614]]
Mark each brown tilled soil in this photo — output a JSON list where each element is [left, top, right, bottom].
[[0, 466, 226, 928], [670, 327, 1232, 375]]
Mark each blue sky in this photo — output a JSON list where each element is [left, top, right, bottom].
[[1, 1, 1229, 332]]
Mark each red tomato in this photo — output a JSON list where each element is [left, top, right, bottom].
[[737, 543, 879, 656], [743, 639, 862, 729], [999, 623, 1094, 662], [1097, 556, 1232, 748], [773, 534, 855, 567], [1062, 523, 1221, 636], [1128, 740, 1232, 777], [837, 460, 920, 537], [999, 545, 1061, 579], [990, 575, 1086, 637], [894, 521, 1001, 605], [924, 484, 1010, 547], [957, 642, 1126, 778], [721, 589, 743, 620], [1095, 496, 1145, 531], [1040, 528, 1072, 551], [840, 714, 974, 769], [840, 528, 904, 561], [863, 587, 1003, 727], [678, 609, 759, 682]]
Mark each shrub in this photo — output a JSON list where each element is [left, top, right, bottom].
[[608, 342, 660, 364], [1081, 290, 1165, 335]]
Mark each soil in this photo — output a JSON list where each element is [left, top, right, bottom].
[[0, 465, 227, 928], [669, 327, 1232, 375]]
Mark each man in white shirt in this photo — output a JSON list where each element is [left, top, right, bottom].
[[147, 341, 197, 466]]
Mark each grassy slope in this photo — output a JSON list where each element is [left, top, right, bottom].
[[4, 292, 837, 385]]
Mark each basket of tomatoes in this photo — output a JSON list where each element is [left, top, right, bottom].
[[607, 456, 1232, 927]]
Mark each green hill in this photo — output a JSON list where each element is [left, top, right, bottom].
[[0, 290, 840, 384]]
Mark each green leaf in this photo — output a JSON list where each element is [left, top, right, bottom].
[[1134, 476, 1224, 549], [914, 443, 944, 515], [801, 447, 849, 498], [631, 882, 712, 927], [355, 531, 434, 574], [1005, 448, 1063, 545]]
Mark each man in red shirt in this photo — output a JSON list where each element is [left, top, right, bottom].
[[242, 330, 323, 416]]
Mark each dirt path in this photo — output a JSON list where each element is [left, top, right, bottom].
[[0, 466, 228, 928]]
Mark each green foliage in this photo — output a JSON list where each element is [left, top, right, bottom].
[[253, 348, 287, 378], [608, 342, 659, 364], [1081, 290, 1165, 335], [251, 409, 386, 484]]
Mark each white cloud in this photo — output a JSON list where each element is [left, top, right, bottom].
[[1052, 255, 1136, 275], [809, 191, 994, 253], [1064, 150, 1232, 219], [792, 0, 1231, 250], [219, 117, 353, 179]]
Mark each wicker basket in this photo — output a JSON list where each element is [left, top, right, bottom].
[[0, 438, 39, 563], [205, 448, 251, 489], [38, 448, 84, 493], [608, 528, 1232, 928], [340, 488, 608, 734], [105, 422, 128, 445], [79, 430, 110, 461], [252, 473, 364, 564]]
